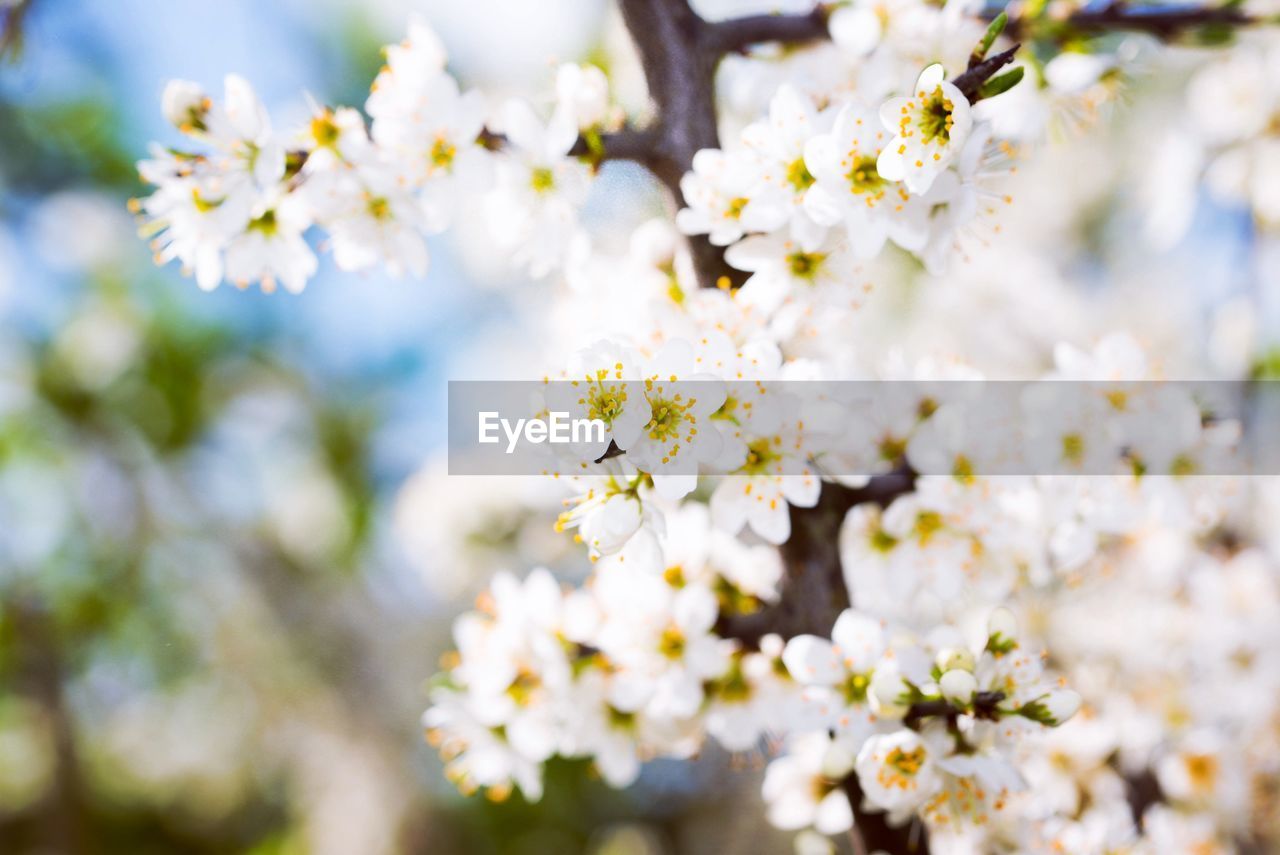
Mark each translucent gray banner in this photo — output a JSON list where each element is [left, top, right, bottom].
[[447, 380, 1279, 477]]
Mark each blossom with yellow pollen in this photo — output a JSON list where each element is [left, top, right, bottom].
[[877, 63, 974, 195], [623, 337, 727, 501], [855, 730, 940, 816], [803, 101, 930, 258]]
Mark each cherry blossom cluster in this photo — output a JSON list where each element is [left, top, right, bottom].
[[133, 3, 1280, 852], [678, 61, 998, 292], [428, 246, 1251, 848], [425, 547, 1082, 821], [132, 0, 1116, 295], [1183, 36, 1280, 230], [134, 21, 604, 292]]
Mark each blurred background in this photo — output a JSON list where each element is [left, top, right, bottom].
[[0, 1, 715, 853], [0, 0, 1275, 853]]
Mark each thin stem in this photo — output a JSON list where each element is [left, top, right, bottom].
[[953, 44, 1022, 101]]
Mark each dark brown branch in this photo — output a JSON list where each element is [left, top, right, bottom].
[[479, 126, 659, 166], [903, 691, 1006, 729], [1125, 766, 1163, 829], [615, 0, 746, 289], [703, 7, 832, 54], [842, 775, 931, 853], [1001, 2, 1256, 41], [566, 127, 663, 163], [952, 44, 1021, 101], [718, 469, 916, 646]]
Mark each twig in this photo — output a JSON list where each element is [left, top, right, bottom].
[[702, 6, 832, 54], [567, 127, 662, 163], [952, 44, 1021, 101], [1000, 1, 1256, 40], [903, 691, 1007, 729]]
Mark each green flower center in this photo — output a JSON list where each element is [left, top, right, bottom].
[[247, 209, 278, 237], [658, 626, 686, 660], [607, 706, 637, 732], [505, 668, 541, 706], [583, 375, 628, 424], [740, 437, 781, 475], [530, 166, 556, 193], [887, 745, 927, 776], [786, 251, 826, 280], [914, 510, 943, 545], [367, 196, 392, 220], [842, 671, 871, 705], [644, 396, 688, 444], [311, 113, 341, 148], [1062, 433, 1084, 464], [918, 86, 955, 144], [430, 137, 457, 169], [846, 154, 885, 195], [786, 157, 815, 193], [870, 526, 898, 554]]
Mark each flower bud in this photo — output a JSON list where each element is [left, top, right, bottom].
[[986, 606, 1019, 653], [939, 669, 978, 705], [987, 606, 1018, 640], [1041, 689, 1082, 726], [869, 666, 911, 718], [163, 80, 210, 132], [935, 646, 975, 673], [556, 63, 610, 130]]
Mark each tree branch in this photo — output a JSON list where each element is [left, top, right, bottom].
[[903, 691, 1006, 729], [614, 0, 748, 289], [842, 775, 931, 853], [1001, 1, 1256, 41], [567, 127, 663, 163], [702, 7, 832, 55], [718, 469, 916, 646], [952, 44, 1021, 101], [599, 4, 1252, 853]]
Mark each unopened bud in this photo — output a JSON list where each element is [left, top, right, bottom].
[[939, 669, 978, 705], [869, 667, 911, 718], [987, 607, 1018, 640], [935, 647, 975, 673], [1042, 689, 1082, 725]]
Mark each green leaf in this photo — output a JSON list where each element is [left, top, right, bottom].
[[974, 11, 1009, 61], [978, 66, 1025, 100]]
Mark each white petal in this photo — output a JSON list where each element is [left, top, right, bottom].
[[830, 610, 884, 671], [813, 790, 853, 835], [782, 635, 844, 686], [916, 63, 946, 91]]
